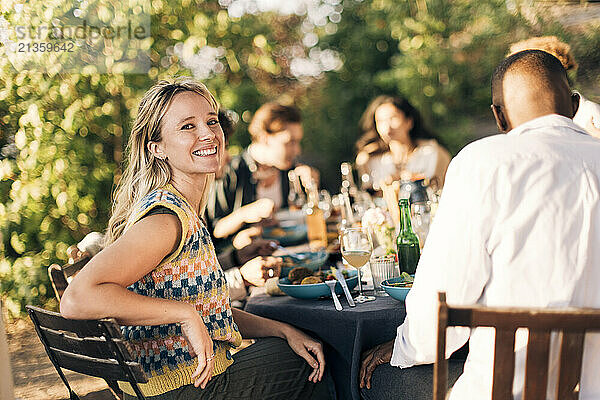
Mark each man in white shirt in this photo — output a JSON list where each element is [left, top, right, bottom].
[[359, 50, 600, 399]]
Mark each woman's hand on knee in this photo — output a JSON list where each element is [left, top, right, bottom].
[[180, 309, 215, 389], [281, 325, 325, 383], [359, 340, 394, 390]]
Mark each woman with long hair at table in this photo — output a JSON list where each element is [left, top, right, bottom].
[[60, 78, 329, 400], [355, 95, 451, 191]]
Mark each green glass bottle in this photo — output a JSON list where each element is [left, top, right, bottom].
[[396, 199, 421, 275]]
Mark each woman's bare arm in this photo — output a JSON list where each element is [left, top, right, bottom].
[[60, 214, 187, 324], [60, 214, 215, 389]]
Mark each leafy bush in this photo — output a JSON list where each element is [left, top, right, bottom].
[[303, 0, 600, 186], [1, 0, 598, 317]]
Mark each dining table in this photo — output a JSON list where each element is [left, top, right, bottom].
[[244, 290, 406, 400]]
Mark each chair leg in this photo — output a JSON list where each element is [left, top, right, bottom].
[[28, 309, 81, 400], [105, 379, 123, 399]]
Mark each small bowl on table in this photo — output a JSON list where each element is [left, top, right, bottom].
[[279, 250, 329, 277], [277, 270, 358, 300], [381, 276, 413, 301], [263, 224, 308, 246]]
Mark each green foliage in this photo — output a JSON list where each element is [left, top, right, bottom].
[[0, 73, 128, 315], [0, 0, 314, 316], [302, 0, 600, 187], [1, 0, 599, 316]]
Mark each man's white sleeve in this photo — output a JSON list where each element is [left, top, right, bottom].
[[391, 146, 496, 367]]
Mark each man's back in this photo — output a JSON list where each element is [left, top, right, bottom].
[[392, 114, 600, 399], [462, 114, 599, 398], [470, 114, 600, 310]]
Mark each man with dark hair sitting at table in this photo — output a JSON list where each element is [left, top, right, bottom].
[[359, 50, 600, 399], [208, 109, 284, 302]]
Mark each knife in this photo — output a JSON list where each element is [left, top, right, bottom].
[[334, 268, 356, 307]]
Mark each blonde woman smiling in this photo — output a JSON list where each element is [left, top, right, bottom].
[[60, 78, 329, 400]]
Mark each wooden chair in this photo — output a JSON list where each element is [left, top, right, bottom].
[[48, 246, 91, 301], [26, 305, 148, 400], [434, 292, 600, 400]]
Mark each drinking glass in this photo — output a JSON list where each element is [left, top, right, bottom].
[[340, 227, 375, 303], [369, 255, 399, 295], [318, 189, 332, 219], [411, 202, 431, 249], [352, 192, 374, 224]]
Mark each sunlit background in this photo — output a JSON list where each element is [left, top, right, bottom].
[[1, 0, 599, 316]]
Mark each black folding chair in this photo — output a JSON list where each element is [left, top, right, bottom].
[[26, 305, 148, 400], [47, 246, 92, 301]]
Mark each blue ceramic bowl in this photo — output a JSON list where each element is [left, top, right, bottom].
[[263, 224, 308, 246], [279, 250, 329, 276], [381, 277, 412, 301], [277, 270, 358, 300]]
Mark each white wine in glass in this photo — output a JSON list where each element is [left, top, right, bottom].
[[340, 227, 375, 303], [342, 250, 371, 269]]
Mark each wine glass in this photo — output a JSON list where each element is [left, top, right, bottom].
[[340, 227, 375, 303], [318, 189, 332, 219], [411, 202, 431, 249]]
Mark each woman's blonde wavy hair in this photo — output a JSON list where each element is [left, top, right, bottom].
[[104, 78, 219, 246]]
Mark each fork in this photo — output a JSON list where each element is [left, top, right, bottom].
[[324, 279, 343, 311]]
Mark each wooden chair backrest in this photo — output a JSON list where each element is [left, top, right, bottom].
[[48, 248, 91, 301], [434, 292, 600, 400], [26, 305, 148, 400]]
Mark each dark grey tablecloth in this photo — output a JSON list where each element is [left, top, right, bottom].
[[244, 294, 406, 400]]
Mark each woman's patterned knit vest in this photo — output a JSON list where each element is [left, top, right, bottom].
[[118, 184, 242, 397]]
